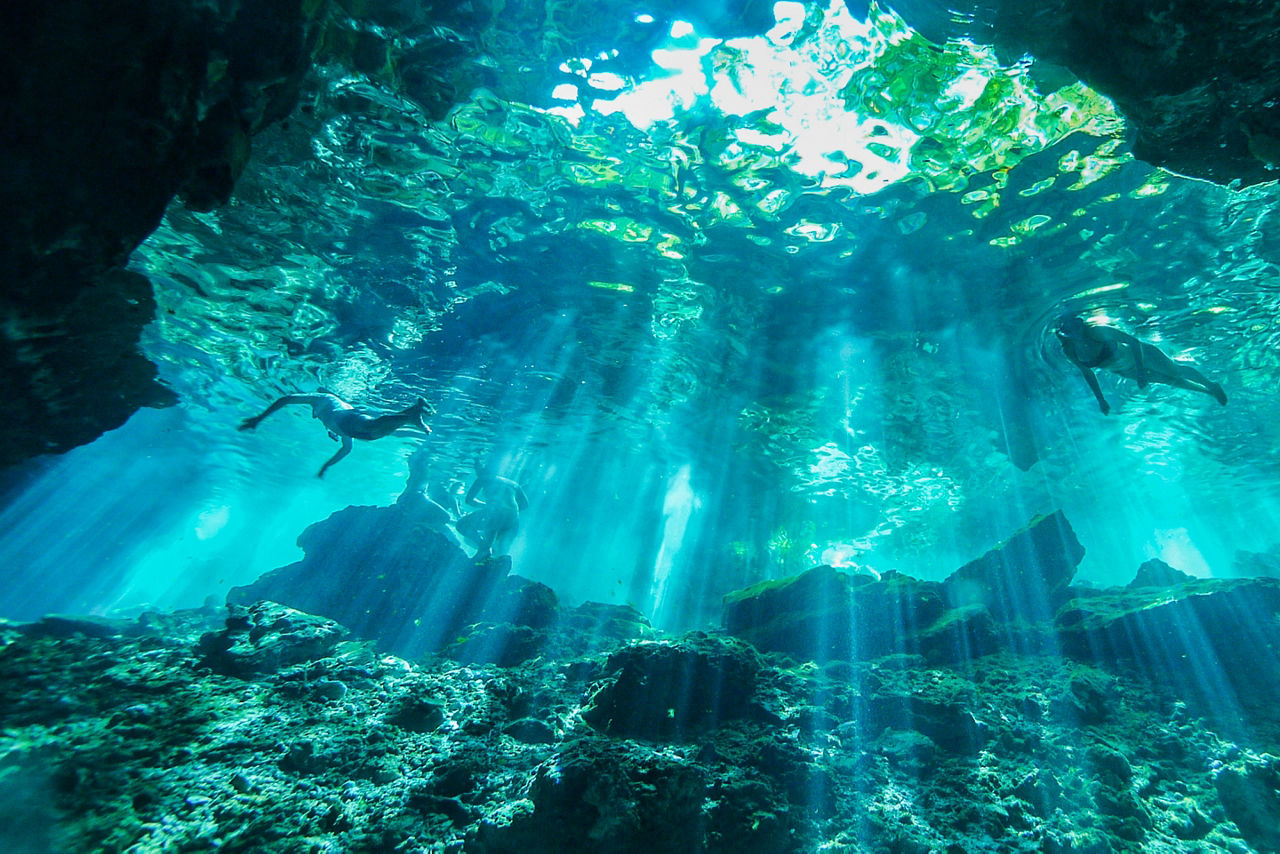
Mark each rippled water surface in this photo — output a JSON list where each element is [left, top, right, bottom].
[[7, 0, 1280, 626]]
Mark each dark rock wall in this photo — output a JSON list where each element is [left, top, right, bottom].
[[0, 0, 326, 467], [3, 0, 1275, 468], [974, 0, 1280, 186]]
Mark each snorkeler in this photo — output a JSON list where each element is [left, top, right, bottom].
[[395, 448, 465, 547], [455, 472, 530, 559], [239, 391, 434, 477], [1055, 315, 1227, 415]]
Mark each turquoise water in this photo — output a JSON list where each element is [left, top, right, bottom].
[[4, 0, 1280, 630]]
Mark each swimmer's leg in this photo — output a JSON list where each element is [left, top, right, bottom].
[[345, 400, 433, 440], [239, 394, 315, 431], [1169, 364, 1228, 405], [486, 508, 519, 556], [317, 436, 353, 478], [455, 510, 485, 549], [1133, 342, 1151, 388], [491, 524, 516, 557]]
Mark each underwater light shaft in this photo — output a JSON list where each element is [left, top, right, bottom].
[[8, 0, 1280, 848]]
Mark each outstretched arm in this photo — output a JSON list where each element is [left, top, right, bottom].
[[1075, 365, 1110, 415], [465, 477, 487, 506], [514, 486, 530, 512], [239, 395, 316, 431], [317, 436, 353, 478]]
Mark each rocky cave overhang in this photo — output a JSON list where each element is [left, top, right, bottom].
[[2, 0, 1277, 469]]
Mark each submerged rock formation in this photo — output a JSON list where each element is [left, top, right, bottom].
[[228, 501, 654, 663], [1057, 574, 1280, 722], [2, 599, 1277, 851], [0, 0, 326, 467], [228, 502, 523, 659], [723, 512, 1083, 665], [6, 507, 1280, 849], [722, 510, 1280, 728]]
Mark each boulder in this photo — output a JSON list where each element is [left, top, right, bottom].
[[475, 738, 708, 853], [581, 633, 768, 740], [720, 559, 1043, 667], [198, 601, 346, 678], [1215, 759, 1280, 854], [18, 614, 135, 640], [721, 565, 971, 664], [1232, 546, 1280, 579], [1127, 558, 1195, 589], [228, 502, 525, 659], [942, 510, 1084, 623], [563, 602, 654, 644], [446, 623, 545, 668], [1056, 575, 1280, 720]]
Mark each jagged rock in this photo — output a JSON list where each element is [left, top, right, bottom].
[[703, 776, 795, 852], [1056, 576, 1280, 720], [446, 623, 545, 667], [720, 566, 999, 666], [942, 510, 1084, 622], [723, 566, 942, 663], [228, 502, 527, 658], [444, 596, 659, 668], [563, 602, 654, 644], [722, 512, 1083, 666], [903, 0, 1280, 186], [1215, 759, 1280, 853], [857, 659, 990, 755], [0, 268, 177, 469], [197, 600, 346, 678], [1127, 558, 1195, 588], [581, 634, 769, 740], [475, 738, 708, 853], [18, 614, 134, 640], [1049, 668, 1119, 725], [0, 607, 1266, 852], [866, 694, 987, 755], [0, 0, 326, 468]]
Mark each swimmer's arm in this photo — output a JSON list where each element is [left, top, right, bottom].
[[1075, 365, 1110, 415], [465, 478, 487, 506], [239, 394, 317, 431], [317, 436, 353, 478], [515, 486, 530, 512]]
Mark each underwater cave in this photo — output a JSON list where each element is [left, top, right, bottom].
[[4, 0, 1280, 850]]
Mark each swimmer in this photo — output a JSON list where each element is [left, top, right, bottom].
[[1055, 315, 1227, 415], [455, 473, 529, 559], [395, 449, 465, 547], [239, 391, 433, 477]]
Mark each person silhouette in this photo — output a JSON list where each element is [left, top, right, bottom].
[[239, 391, 433, 477], [394, 448, 466, 547], [1055, 315, 1226, 414], [455, 472, 529, 558]]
